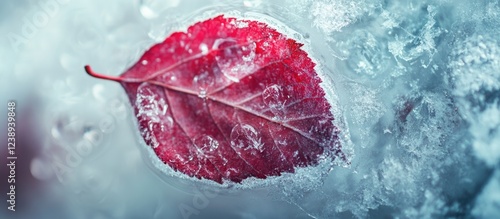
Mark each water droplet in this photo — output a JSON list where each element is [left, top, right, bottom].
[[194, 135, 219, 156], [200, 43, 209, 55], [198, 89, 207, 98], [262, 84, 286, 119], [193, 71, 214, 97], [141, 60, 149, 65], [215, 40, 257, 82], [230, 124, 264, 151]]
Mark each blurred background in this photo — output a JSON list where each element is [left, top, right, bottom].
[[1, 0, 499, 218]]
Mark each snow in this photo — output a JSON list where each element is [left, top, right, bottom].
[[0, 0, 499, 218]]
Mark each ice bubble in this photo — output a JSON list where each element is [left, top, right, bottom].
[[230, 124, 264, 152]]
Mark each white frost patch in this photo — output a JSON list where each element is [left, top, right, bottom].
[[449, 35, 500, 97], [449, 34, 500, 166], [311, 0, 365, 33], [470, 104, 500, 166], [135, 83, 169, 148]]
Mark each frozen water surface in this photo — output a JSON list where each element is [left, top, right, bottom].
[[1, 0, 499, 218]]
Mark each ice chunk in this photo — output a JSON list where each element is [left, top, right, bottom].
[[448, 35, 500, 98], [386, 5, 442, 68]]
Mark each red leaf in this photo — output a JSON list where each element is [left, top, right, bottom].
[[85, 15, 343, 184]]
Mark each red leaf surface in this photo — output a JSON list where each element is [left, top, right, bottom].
[[85, 15, 343, 183]]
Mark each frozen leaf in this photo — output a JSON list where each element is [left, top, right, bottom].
[[84, 15, 343, 184]]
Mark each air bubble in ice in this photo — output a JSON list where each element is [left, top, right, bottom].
[[262, 84, 286, 119], [230, 124, 264, 152], [193, 71, 214, 97], [214, 39, 257, 82], [198, 89, 207, 98], [194, 135, 219, 156]]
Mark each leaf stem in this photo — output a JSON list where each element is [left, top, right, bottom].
[[84, 65, 124, 83]]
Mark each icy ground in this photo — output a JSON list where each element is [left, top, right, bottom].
[[1, 0, 499, 218]]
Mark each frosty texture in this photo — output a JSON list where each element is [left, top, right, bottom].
[[118, 15, 343, 183]]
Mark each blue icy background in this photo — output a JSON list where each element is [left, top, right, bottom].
[[0, 0, 499, 218]]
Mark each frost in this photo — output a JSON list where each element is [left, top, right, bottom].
[[448, 35, 500, 98], [470, 103, 500, 166], [135, 83, 168, 123], [5, 0, 500, 218], [311, 0, 367, 33], [386, 5, 442, 68], [448, 34, 500, 166], [345, 31, 391, 78], [135, 83, 171, 148]]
